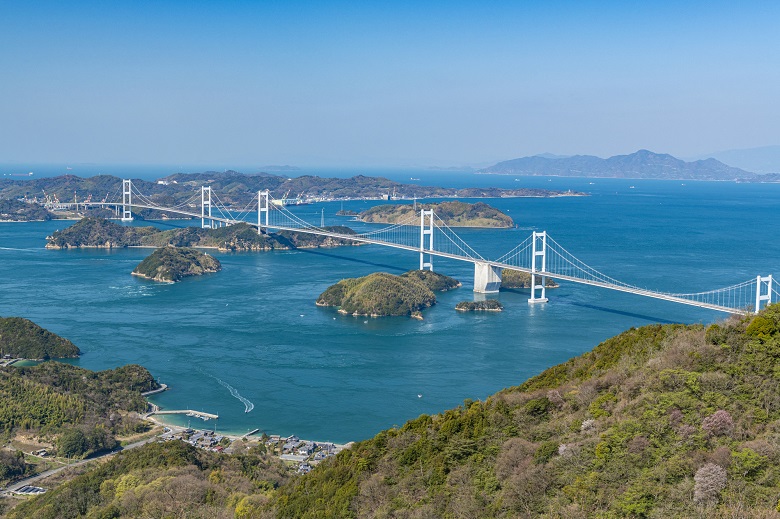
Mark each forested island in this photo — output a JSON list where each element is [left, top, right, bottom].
[[455, 299, 503, 311], [359, 201, 514, 228], [316, 270, 460, 317], [46, 218, 361, 251], [500, 269, 560, 289], [132, 247, 221, 282], [8, 305, 780, 517], [0, 317, 80, 359]]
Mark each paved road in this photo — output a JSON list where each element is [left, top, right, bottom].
[[2, 436, 159, 495]]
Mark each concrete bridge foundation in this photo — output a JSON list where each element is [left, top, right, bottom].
[[474, 262, 502, 293]]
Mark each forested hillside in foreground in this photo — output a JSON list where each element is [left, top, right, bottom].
[[274, 306, 780, 518], [0, 362, 158, 463], [7, 305, 780, 518]]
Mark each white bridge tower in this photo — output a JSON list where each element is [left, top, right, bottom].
[[201, 186, 212, 229], [528, 231, 548, 304], [121, 179, 133, 222], [756, 275, 773, 313], [257, 190, 269, 233], [419, 209, 434, 271]]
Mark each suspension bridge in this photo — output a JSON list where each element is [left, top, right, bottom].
[[84, 180, 779, 316]]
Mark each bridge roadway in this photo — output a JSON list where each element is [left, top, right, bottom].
[[114, 202, 747, 315]]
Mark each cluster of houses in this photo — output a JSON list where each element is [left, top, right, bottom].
[[162, 428, 228, 453], [157, 427, 345, 475], [267, 434, 339, 473]]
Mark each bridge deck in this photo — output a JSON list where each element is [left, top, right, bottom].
[[99, 199, 770, 316]]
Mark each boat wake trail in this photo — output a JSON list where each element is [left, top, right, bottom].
[[197, 368, 254, 413]]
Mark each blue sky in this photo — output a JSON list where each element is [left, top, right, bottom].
[[1, 1, 778, 167]]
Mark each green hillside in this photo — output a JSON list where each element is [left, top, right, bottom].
[[273, 305, 780, 518], [7, 441, 290, 519], [0, 317, 80, 359]]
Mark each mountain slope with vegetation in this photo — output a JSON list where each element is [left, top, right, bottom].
[[273, 305, 780, 518], [10, 307, 780, 518], [7, 441, 290, 519], [0, 317, 80, 359], [360, 201, 514, 227], [316, 271, 460, 317], [0, 361, 158, 434]]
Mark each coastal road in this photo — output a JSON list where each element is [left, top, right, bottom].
[[2, 436, 159, 495]]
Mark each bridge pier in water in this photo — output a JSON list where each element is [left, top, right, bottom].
[[473, 262, 502, 293]]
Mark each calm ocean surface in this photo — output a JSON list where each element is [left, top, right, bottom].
[[1, 169, 778, 442]]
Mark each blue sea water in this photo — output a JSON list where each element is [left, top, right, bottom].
[[0, 170, 778, 443]]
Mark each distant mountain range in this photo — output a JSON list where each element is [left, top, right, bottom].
[[697, 145, 780, 174], [478, 149, 775, 181]]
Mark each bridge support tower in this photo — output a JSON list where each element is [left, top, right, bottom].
[[121, 179, 133, 222], [529, 231, 548, 304], [201, 186, 212, 229], [257, 190, 269, 233], [756, 275, 773, 313], [419, 209, 434, 271], [474, 262, 502, 293]]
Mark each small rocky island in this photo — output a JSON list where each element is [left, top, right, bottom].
[[317, 270, 460, 317], [501, 269, 559, 289], [132, 246, 221, 282], [46, 217, 361, 251], [455, 300, 503, 312], [359, 201, 514, 228]]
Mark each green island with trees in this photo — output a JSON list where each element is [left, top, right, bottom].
[[5, 306, 780, 518], [46, 218, 361, 251], [0, 317, 80, 360], [132, 247, 221, 283], [501, 269, 559, 289], [317, 270, 461, 317], [360, 201, 514, 228], [455, 299, 504, 312]]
